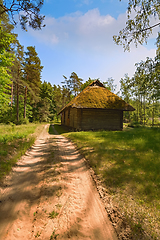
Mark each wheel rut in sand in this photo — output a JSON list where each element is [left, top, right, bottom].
[[0, 124, 117, 240]]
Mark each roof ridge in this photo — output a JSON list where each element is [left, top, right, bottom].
[[89, 79, 106, 88]]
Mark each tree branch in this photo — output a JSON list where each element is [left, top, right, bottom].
[[0, 1, 45, 30], [136, 22, 160, 33]]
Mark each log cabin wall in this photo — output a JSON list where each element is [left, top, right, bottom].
[[70, 108, 77, 128], [80, 109, 123, 130], [61, 108, 123, 131], [69, 108, 81, 129], [61, 112, 64, 125], [64, 109, 69, 127], [61, 108, 80, 129]]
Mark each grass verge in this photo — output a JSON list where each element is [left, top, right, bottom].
[[53, 124, 71, 134], [0, 123, 44, 180], [54, 124, 160, 239]]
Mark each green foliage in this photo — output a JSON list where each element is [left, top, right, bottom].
[[35, 97, 50, 122], [62, 72, 83, 97], [48, 210, 59, 219], [113, 0, 160, 51], [0, 21, 15, 114], [103, 77, 117, 93], [50, 230, 59, 240], [35, 231, 41, 238], [0, 3, 48, 124], [80, 77, 95, 91], [24, 46, 43, 97], [53, 84, 64, 114], [23, 46, 43, 121], [69, 72, 83, 96], [120, 74, 131, 102], [11, 41, 25, 122], [120, 48, 160, 125], [120, 74, 132, 122], [39, 81, 55, 121], [155, 33, 160, 98], [52, 72, 83, 118]]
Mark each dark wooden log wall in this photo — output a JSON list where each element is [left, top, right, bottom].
[[80, 109, 123, 130], [61, 108, 79, 129], [61, 108, 123, 130]]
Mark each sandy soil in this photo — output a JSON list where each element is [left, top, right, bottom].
[[0, 124, 118, 240]]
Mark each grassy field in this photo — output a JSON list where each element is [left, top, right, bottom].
[[0, 123, 44, 180], [54, 124, 160, 239]]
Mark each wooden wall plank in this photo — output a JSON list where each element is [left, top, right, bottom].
[[61, 108, 123, 131]]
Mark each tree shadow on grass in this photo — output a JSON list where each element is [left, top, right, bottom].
[[48, 124, 71, 135], [68, 127, 160, 204], [101, 148, 160, 201], [90, 128, 160, 202]]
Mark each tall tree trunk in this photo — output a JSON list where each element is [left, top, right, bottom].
[[16, 82, 19, 123], [11, 81, 13, 107], [152, 100, 155, 126], [143, 95, 146, 125], [140, 94, 143, 124], [24, 86, 27, 119], [136, 98, 139, 122], [11, 81, 13, 118], [138, 94, 141, 123], [16, 67, 20, 123], [127, 96, 130, 122]]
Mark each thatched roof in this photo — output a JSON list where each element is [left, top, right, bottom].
[[59, 80, 135, 113]]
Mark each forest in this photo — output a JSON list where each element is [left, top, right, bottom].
[[0, 4, 160, 126]]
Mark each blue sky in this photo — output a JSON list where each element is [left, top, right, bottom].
[[14, 0, 159, 91]]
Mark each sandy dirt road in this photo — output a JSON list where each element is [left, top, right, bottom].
[[0, 124, 117, 240]]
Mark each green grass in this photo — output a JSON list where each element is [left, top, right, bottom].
[[54, 124, 71, 134], [50, 230, 59, 240], [48, 124, 55, 134], [49, 124, 71, 135], [48, 210, 59, 219], [58, 126, 160, 239], [0, 123, 44, 180]]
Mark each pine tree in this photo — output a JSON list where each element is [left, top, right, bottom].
[[11, 41, 25, 122], [69, 72, 83, 97], [24, 46, 43, 120]]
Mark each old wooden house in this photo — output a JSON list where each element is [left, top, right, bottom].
[[59, 80, 135, 131]]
